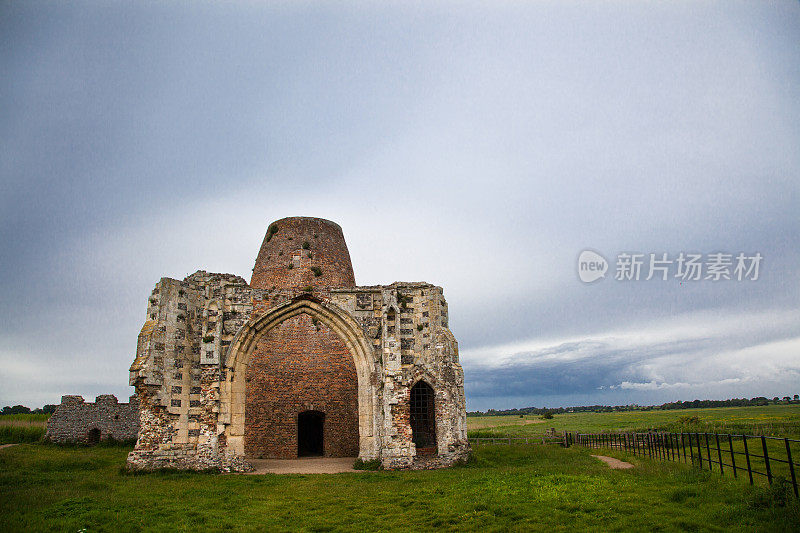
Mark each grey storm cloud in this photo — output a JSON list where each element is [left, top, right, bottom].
[[1, 1, 799, 409], [462, 309, 800, 409]]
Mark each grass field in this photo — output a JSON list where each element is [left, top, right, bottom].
[[468, 405, 800, 439], [467, 405, 800, 493], [0, 443, 797, 532], [0, 414, 48, 444], [0, 413, 50, 424]]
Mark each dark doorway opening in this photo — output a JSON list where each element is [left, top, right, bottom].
[[297, 410, 325, 457], [410, 381, 437, 456], [87, 428, 101, 445]]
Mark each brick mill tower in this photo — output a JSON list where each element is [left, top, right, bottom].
[[128, 216, 468, 471], [247, 217, 359, 458]]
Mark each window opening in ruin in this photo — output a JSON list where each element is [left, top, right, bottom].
[[297, 410, 325, 457], [87, 428, 101, 445], [386, 308, 396, 335], [410, 381, 436, 456]]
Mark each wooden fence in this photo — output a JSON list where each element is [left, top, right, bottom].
[[575, 431, 798, 497], [469, 431, 799, 497]]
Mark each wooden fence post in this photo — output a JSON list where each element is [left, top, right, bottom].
[[715, 434, 724, 475], [785, 438, 798, 497], [696, 433, 703, 469], [665, 433, 670, 461], [682, 433, 688, 463], [705, 433, 713, 472], [743, 436, 753, 485], [761, 436, 772, 484], [672, 433, 678, 462], [728, 434, 737, 478]]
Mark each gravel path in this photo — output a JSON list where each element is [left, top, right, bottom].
[[591, 454, 634, 469], [244, 457, 361, 474]]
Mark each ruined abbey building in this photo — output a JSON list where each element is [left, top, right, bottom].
[[127, 217, 468, 471], [46, 394, 139, 445]]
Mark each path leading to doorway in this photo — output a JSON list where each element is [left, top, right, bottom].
[[245, 457, 361, 474]]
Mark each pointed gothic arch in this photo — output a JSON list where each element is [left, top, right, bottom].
[[219, 296, 379, 460]]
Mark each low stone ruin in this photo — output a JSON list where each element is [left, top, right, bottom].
[[45, 394, 139, 444]]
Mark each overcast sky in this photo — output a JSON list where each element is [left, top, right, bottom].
[[2, 1, 798, 411]]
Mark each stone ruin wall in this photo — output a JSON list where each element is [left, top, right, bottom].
[[126, 217, 468, 471], [127, 272, 251, 471], [127, 275, 468, 471], [46, 394, 139, 444]]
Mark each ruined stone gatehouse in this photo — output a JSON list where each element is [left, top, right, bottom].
[[46, 395, 139, 444], [127, 217, 469, 471]]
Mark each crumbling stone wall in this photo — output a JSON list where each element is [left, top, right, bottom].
[[46, 394, 139, 444], [127, 216, 469, 472]]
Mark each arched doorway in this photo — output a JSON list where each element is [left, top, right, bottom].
[[87, 428, 101, 445], [298, 410, 325, 456], [410, 381, 436, 456], [243, 312, 358, 459], [222, 297, 379, 461]]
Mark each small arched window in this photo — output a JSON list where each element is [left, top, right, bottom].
[[410, 381, 436, 455]]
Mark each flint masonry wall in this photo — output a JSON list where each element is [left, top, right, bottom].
[[46, 394, 139, 444], [127, 216, 469, 472]]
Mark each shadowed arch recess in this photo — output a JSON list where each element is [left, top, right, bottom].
[[221, 298, 378, 460]]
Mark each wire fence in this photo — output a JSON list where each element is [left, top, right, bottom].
[[468, 431, 799, 497]]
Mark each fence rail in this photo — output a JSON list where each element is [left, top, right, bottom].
[[469, 431, 799, 497]]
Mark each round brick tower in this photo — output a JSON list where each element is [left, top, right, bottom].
[[246, 217, 360, 459], [250, 216, 356, 290]]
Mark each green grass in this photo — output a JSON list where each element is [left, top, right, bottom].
[[0, 425, 44, 444], [469, 405, 800, 492], [0, 414, 49, 444], [468, 405, 800, 439], [0, 444, 797, 531], [0, 414, 50, 423]]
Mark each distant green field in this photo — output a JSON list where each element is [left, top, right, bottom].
[[468, 405, 800, 439], [0, 414, 50, 423], [1, 443, 797, 531], [0, 414, 48, 444]]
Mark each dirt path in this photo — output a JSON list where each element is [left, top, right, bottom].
[[244, 457, 361, 474], [591, 455, 634, 469], [0, 444, 18, 451]]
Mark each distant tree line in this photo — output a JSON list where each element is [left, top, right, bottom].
[[5, 394, 800, 417], [467, 394, 800, 417], [1, 404, 57, 415]]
